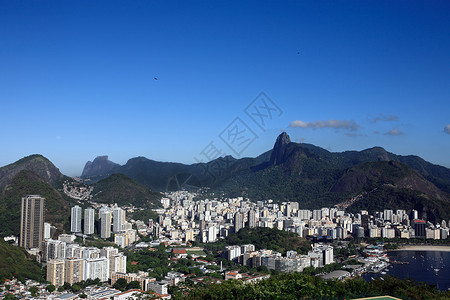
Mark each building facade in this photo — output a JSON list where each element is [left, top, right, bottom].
[[47, 259, 65, 286], [71, 205, 82, 233], [84, 207, 95, 235], [20, 195, 45, 250]]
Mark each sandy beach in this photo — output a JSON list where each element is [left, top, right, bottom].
[[392, 245, 450, 252]]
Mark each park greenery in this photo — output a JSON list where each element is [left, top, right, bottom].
[[125, 244, 172, 280]]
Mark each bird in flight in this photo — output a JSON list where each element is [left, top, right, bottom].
[[154, 77, 158, 80]]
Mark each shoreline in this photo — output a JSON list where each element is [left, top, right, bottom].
[[390, 245, 450, 252]]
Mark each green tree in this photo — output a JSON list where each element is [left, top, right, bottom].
[[127, 280, 142, 290], [71, 283, 81, 292], [63, 282, 71, 290], [113, 278, 128, 291], [46, 284, 56, 293], [29, 286, 39, 297], [3, 294, 17, 300]]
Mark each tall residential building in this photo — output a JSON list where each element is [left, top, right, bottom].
[[84, 208, 95, 235], [413, 219, 426, 238], [109, 253, 127, 278], [20, 195, 45, 250], [247, 210, 257, 228], [83, 257, 110, 282], [65, 258, 83, 285], [113, 207, 124, 233], [71, 205, 82, 233], [66, 243, 84, 259], [383, 209, 394, 222], [207, 225, 218, 243], [312, 209, 322, 221], [99, 207, 111, 239], [100, 247, 119, 258], [42, 239, 66, 262], [114, 233, 129, 248], [47, 259, 65, 286], [234, 212, 243, 233]]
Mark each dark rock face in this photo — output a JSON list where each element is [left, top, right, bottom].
[[270, 132, 291, 165], [81, 155, 120, 178]]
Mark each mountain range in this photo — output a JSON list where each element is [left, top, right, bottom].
[[80, 132, 450, 222], [1, 132, 450, 237], [0, 155, 161, 237]]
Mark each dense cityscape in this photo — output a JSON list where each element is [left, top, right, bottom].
[[3, 186, 450, 299], [1, 1, 450, 299]]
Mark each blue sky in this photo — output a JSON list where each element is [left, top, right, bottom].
[[1, 0, 449, 176]]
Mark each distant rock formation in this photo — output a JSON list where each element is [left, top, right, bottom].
[[270, 132, 291, 165], [81, 155, 120, 178]]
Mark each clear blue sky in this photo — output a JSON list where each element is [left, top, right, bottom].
[[1, 0, 449, 176]]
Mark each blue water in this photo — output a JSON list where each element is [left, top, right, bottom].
[[362, 251, 450, 291]]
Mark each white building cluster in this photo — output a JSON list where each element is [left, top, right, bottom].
[[45, 239, 127, 286], [224, 243, 333, 273], [70, 204, 137, 248], [148, 191, 450, 244]]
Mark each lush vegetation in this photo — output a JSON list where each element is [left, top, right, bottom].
[[0, 240, 44, 283], [91, 173, 162, 207], [200, 227, 311, 256], [177, 272, 450, 300], [219, 155, 450, 222], [131, 208, 158, 223], [348, 185, 450, 223], [113, 278, 142, 291], [125, 244, 172, 280]]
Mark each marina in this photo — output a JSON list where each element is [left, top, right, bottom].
[[362, 250, 450, 291]]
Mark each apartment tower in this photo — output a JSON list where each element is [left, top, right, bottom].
[[20, 195, 45, 250]]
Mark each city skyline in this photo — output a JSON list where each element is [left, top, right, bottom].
[[1, 1, 449, 176]]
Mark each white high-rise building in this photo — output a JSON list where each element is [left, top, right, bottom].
[[83, 257, 109, 282], [114, 233, 128, 248], [84, 208, 95, 235], [71, 205, 82, 233], [113, 207, 124, 233], [207, 225, 218, 243], [44, 222, 51, 239]]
